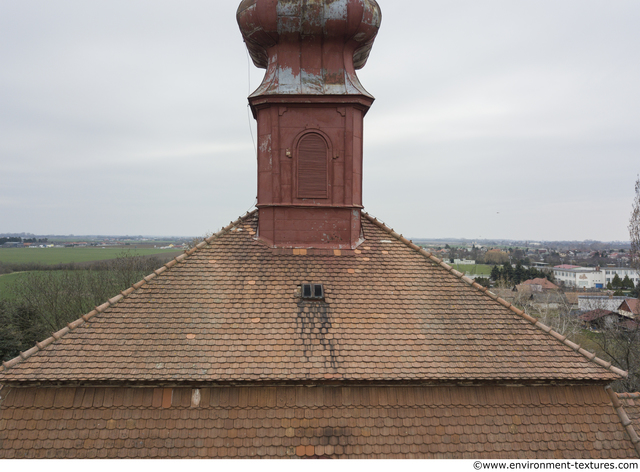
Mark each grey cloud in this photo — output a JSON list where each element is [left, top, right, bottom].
[[1, 1, 639, 240]]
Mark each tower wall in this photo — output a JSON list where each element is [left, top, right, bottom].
[[238, 0, 381, 248]]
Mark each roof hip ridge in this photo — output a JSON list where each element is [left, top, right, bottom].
[[617, 392, 640, 399], [607, 387, 640, 457], [0, 209, 258, 374], [361, 210, 628, 380]]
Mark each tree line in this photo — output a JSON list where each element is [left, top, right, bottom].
[[607, 274, 637, 291], [489, 261, 554, 286], [0, 253, 164, 362], [0, 237, 48, 245]]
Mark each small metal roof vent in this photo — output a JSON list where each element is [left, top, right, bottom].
[[301, 283, 324, 300]]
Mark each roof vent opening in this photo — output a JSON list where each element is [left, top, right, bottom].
[[301, 283, 324, 300]]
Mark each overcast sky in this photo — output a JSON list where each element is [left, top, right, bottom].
[[1, 1, 639, 241]]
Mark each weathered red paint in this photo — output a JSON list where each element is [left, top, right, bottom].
[[237, 0, 381, 249]]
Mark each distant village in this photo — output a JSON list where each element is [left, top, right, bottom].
[[419, 238, 637, 285], [417, 238, 640, 331], [0, 234, 190, 250]]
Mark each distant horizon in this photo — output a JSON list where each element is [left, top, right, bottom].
[[1, 231, 633, 246]]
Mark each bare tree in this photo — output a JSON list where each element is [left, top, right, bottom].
[[589, 322, 640, 392], [185, 232, 214, 251], [630, 175, 640, 276], [571, 287, 640, 392], [0, 253, 163, 362], [484, 249, 510, 265], [511, 289, 581, 340]]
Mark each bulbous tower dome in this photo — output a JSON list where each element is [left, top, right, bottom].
[[237, 0, 382, 249], [237, 0, 381, 97]]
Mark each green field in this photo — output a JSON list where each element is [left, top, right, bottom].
[[0, 247, 182, 266], [0, 272, 31, 300], [449, 264, 492, 276]]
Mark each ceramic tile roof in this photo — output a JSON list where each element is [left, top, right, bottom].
[[521, 278, 559, 290], [620, 299, 640, 316], [0, 385, 636, 459], [0, 211, 625, 384], [580, 309, 617, 323], [608, 390, 640, 455], [616, 393, 640, 426]]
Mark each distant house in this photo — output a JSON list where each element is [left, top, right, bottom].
[[451, 259, 475, 265], [603, 268, 640, 287], [500, 284, 566, 310], [578, 295, 629, 312], [580, 309, 627, 330], [517, 278, 559, 293], [531, 261, 549, 269], [552, 265, 640, 290], [64, 242, 89, 248], [528, 291, 567, 310], [553, 266, 605, 289], [618, 299, 640, 317]]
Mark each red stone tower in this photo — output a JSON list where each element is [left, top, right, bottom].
[[237, 0, 381, 249]]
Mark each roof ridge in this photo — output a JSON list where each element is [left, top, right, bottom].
[[361, 211, 628, 380], [617, 392, 640, 399], [607, 387, 640, 457], [0, 209, 258, 374]]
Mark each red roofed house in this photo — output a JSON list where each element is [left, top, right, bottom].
[[1, 0, 639, 459], [580, 310, 628, 330], [517, 278, 559, 293], [619, 299, 640, 317]]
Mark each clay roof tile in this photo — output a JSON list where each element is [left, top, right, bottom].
[[0, 210, 625, 384]]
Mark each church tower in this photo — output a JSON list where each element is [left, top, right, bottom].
[[237, 0, 381, 249]]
